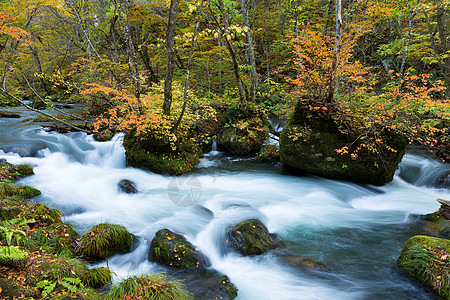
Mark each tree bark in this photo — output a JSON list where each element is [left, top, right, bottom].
[[326, 0, 342, 103], [216, 0, 247, 105], [163, 0, 180, 116], [240, 0, 257, 102]]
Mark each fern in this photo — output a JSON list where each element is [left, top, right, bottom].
[[36, 280, 57, 298], [0, 246, 27, 260], [60, 277, 83, 293]]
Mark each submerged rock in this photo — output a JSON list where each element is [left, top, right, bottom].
[[279, 100, 406, 186], [75, 223, 135, 260], [118, 179, 138, 194], [398, 235, 450, 299], [1, 142, 47, 157], [226, 219, 280, 256], [0, 111, 21, 118], [149, 229, 209, 269], [435, 173, 450, 189]]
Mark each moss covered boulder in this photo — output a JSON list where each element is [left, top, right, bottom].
[[0, 162, 34, 181], [75, 223, 135, 260], [149, 229, 209, 269], [180, 269, 238, 300], [216, 106, 268, 156], [279, 101, 406, 186], [226, 219, 280, 256], [398, 235, 450, 299], [0, 278, 20, 299], [123, 131, 202, 175]]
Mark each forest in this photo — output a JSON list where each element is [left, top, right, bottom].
[[0, 0, 450, 299]]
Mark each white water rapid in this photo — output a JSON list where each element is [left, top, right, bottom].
[[1, 113, 449, 300]]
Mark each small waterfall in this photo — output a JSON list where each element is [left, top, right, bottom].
[[211, 139, 218, 152]]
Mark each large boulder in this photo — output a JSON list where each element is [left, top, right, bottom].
[[226, 219, 280, 256], [75, 223, 135, 261], [149, 229, 209, 269], [398, 235, 450, 299], [1, 142, 47, 157], [279, 101, 406, 186], [123, 131, 202, 175]]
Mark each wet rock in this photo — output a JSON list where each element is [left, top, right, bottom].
[[0, 111, 21, 118], [436, 198, 450, 220], [149, 229, 210, 269], [93, 129, 114, 142], [75, 223, 135, 260], [279, 100, 406, 186], [398, 235, 450, 299], [181, 269, 238, 300], [1, 142, 47, 157], [280, 254, 329, 271], [0, 278, 20, 299], [434, 173, 450, 189], [0, 158, 6, 163], [226, 219, 280, 256], [118, 179, 138, 194]]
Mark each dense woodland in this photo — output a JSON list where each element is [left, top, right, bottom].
[[0, 0, 449, 161]]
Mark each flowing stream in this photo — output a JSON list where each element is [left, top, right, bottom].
[[1, 107, 450, 299]]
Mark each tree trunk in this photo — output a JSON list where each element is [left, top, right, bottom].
[[240, 0, 257, 102], [112, 0, 143, 115], [163, 0, 180, 116], [326, 0, 342, 103], [216, 0, 247, 105]]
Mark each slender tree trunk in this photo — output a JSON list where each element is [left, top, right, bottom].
[[217, 31, 223, 95], [326, 0, 342, 103], [217, 0, 247, 105], [29, 45, 48, 93], [395, 1, 417, 103], [112, 0, 143, 115], [240, 0, 257, 102], [163, 0, 180, 116], [173, 0, 205, 132]]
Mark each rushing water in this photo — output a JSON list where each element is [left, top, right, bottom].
[[1, 107, 449, 299]]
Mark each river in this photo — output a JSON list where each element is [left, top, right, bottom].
[[1, 106, 449, 299]]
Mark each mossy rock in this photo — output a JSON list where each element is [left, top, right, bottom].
[[149, 229, 209, 269], [123, 131, 202, 175], [181, 269, 238, 300], [106, 274, 193, 300], [216, 118, 268, 156], [22, 203, 63, 226], [0, 111, 21, 118], [25, 255, 111, 288], [398, 235, 450, 299], [75, 223, 135, 261], [0, 182, 41, 199], [0, 162, 34, 181], [0, 278, 20, 299], [93, 129, 114, 142], [423, 213, 450, 239], [226, 219, 280, 256], [23, 223, 79, 256], [256, 144, 280, 162], [280, 123, 406, 186]]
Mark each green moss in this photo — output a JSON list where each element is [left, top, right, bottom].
[[21, 203, 62, 225], [0, 183, 41, 199], [0, 278, 20, 299], [123, 132, 202, 175], [226, 219, 279, 256], [149, 229, 208, 269], [218, 275, 238, 299], [280, 123, 406, 186], [26, 254, 111, 289], [106, 274, 193, 300], [424, 213, 450, 239], [93, 129, 114, 141], [398, 235, 450, 299], [75, 223, 135, 260], [23, 223, 78, 256]]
